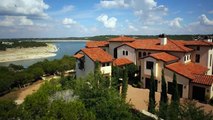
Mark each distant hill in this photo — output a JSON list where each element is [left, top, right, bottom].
[[0, 34, 212, 41]]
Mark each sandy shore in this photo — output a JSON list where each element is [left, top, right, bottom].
[[0, 44, 58, 63]]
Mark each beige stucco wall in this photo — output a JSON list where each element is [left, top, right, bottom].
[[140, 57, 164, 92], [101, 46, 109, 53], [211, 85, 213, 99], [164, 68, 190, 98], [100, 63, 112, 76], [117, 45, 136, 64], [189, 83, 212, 100], [109, 42, 122, 57], [76, 54, 95, 79], [189, 46, 213, 75], [136, 50, 157, 66]]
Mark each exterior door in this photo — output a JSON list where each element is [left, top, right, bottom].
[[145, 78, 157, 91], [192, 86, 205, 102], [168, 82, 183, 98]]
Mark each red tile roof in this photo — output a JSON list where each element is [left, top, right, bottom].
[[81, 48, 113, 63], [108, 36, 135, 42], [86, 41, 109, 48], [192, 74, 213, 86], [149, 52, 179, 62], [123, 39, 193, 52], [182, 40, 213, 46], [73, 53, 84, 59], [113, 57, 133, 66], [166, 62, 208, 80]]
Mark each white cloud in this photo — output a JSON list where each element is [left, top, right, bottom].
[[99, 0, 129, 8], [99, 0, 168, 25], [199, 14, 213, 26], [0, 0, 49, 18], [62, 18, 77, 25], [97, 14, 117, 29], [0, 16, 33, 26], [128, 25, 138, 31], [169, 17, 183, 28]]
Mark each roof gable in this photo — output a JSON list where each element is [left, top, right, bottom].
[[113, 57, 133, 66], [149, 52, 179, 62], [81, 48, 113, 63], [166, 62, 208, 80]]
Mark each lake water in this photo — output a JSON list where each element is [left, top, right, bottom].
[[0, 41, 86, 68]]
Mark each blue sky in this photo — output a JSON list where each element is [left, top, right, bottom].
[[0, 0, 212, 38]]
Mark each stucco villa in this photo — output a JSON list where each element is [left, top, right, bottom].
[[74, 35, 213, 102]]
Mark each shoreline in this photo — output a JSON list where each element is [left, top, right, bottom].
[[0, 44, 58, 63], [36, 40, 90, 43]]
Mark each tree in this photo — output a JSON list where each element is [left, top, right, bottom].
[[159, 69, 168, 119], [172, 73, 179, 103], [148, 69, 156, 113], [168, 73, 180, 120], [112, 66, 121, 92], [0, 100, 19, 119], [121, 68, 128, 100]]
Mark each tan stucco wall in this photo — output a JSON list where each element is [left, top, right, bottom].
[[140, 57, 164, 92], [76, 54, 95, 79], [117, 45, 136, 64], [189, 83, 212, 100], [189, 46, 213, 75], [164, 68, 190, 98], [136, 50, 157, 66], [100, 63, 112, 76], [109, 42, 122, 57]]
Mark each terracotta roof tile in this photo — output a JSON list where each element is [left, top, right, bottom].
[[73, 53, 84, 59], [192, 74, 213, 86], [150, 52, 179, 62], [108, 36, 135, 42], [166, 62, 208, 79], [182, 40, 213, 46], [86, 41, 109, 48], [113, 57, 133, 66], [81, 48, 113, 63], [124, 39, 193, 52]]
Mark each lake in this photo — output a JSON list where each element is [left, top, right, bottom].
[[0, 41, 86, 68]]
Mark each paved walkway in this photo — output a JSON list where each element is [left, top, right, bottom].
[[126, 85, 213, 113]]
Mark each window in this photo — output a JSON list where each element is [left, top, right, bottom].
[[197, 46, 200, 51], [138, 52, 142, 58], [148, 52, 151, 55], [195, 54, 200, 63], [184, 56, 186, 61], [123, 50, 125, 55], [78, 58, 84, 70], [102, 62, 110, 67], [143, 52, 146, 57], [126, 51, 128, 56], [107, 62, 110, 66], [146, 61, 154, 70], [210, 54, 212, 66]]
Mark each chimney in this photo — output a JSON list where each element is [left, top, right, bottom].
[[159, 34, 167, 45]]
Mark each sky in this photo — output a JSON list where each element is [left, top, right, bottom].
[[0, 0, 213, 38]]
